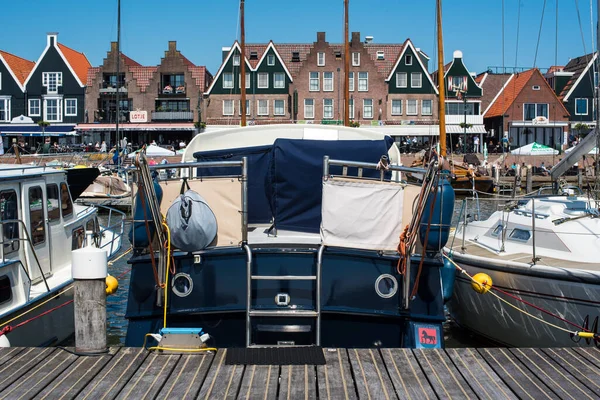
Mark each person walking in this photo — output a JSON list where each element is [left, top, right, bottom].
[[100, 141, 107, 152], [473, 135, 480, 153]]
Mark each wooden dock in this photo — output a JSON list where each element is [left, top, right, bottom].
[[0, 346, 598, 399]]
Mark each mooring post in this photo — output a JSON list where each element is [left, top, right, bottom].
[[526, 165, 532, 194], [72, 248, 107, 353], [578, 167, 583, 188]]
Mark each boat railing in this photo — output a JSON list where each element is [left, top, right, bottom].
[[90, 204, 126, 258], [323, 155, 426, 183], [0, 219, 51, 292]]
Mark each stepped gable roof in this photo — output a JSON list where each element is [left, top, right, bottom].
[[129, 66, 158, 92], [86, 67, 100, 86], [121, 53, 141, 67], [560, 52, 596, 100], [188, 66, 210, 90], [486, 69, 536, 118], [0, 50, 34, 86], [479, 73, 512, 114], [57, 43, 91, 85]]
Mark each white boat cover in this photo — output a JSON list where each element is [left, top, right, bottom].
[[321, 178, 408, 251]]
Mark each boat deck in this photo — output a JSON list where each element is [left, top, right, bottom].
[[449, 241, 600, 271], [0, 346, 599, 399]]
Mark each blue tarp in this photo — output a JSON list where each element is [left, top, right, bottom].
[[266, 138, 393, 233], [193, 145, 273, 224]]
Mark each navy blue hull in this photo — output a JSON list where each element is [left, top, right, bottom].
[[125, 246, 445, 348]]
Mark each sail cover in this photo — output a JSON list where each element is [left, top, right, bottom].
[[266, 138, 393, 233]]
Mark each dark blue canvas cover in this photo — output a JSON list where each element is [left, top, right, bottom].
[[266, 138, 393, 233], [194, 145, 272, 224]]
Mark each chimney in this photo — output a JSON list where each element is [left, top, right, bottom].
[[110, 42, 118, 52], [317, 32, 326, 43], [47, 32, 58, 46], [222, 47, 231, 62], [351, 32, 361, 44], [168, 41, 177, 52]]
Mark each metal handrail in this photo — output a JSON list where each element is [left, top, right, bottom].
[[90, 204, 126, 258], [0, 219, 50, 292]]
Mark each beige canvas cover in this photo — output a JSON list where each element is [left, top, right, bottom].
[[321, 178, 419, 251], [159, 178, 243, 247]]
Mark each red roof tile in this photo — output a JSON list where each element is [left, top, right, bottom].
[[0, 50, 34, 86], [244, 44, 269, 69], [364, 44, 404, 77], [129, 66, 158, 92], [121, 53, 141, 67], [478, 73, 512, 114], [188, 66, 210, 90], [486, 69, 536, 118], [86, 66, 100, 87], [57, 43, 91, 85]]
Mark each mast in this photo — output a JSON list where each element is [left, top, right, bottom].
[[240, 0, 247, 127], [436, 0, 447, 157], [343, 0, 350, 127], [115, 0, 121, 165]]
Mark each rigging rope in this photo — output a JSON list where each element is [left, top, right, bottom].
[[533, 0, 548, 68]]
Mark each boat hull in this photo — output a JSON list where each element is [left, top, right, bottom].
[[1, 283, 74, 347], [448, 252, 600, 348], [125, 247, 447, 348]]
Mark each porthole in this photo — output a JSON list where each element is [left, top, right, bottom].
[[172, 273, 193, 297], [375, 274, 398, 299]]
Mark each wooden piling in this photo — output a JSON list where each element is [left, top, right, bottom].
[[526, 166, 532, 194], [72, 248, 108, 353]]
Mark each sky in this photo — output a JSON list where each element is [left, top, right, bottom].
[[1, 0, 598, 75]]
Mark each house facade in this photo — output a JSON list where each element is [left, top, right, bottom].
[[484, 68, 569, 150], [0, 51, 34, 124]]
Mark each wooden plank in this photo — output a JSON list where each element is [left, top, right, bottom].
[[115, 353, 180, 400], [34, 351, 115, 400], [155, 353, 215, 400], [380, 348, 436, 400], [478, 348, 559, 400], [279, 364, 317, 400], [0, 348, 77, 400], [509, 348, 598, 400], [0, 347, 55, 393], [445, 348, 517, 400], [317, 348, 357, 400], [75, 347, 149, 400], [347, 348, 395, 400], [236, 365, 279, 400], [196, 350, 245, 399], [573, 347, 600, 369], [412, 348, 477, 400], [0, 347, 25, 367], [541, 348, 600, 398]]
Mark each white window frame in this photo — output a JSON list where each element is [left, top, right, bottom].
[[396, 72, 407, 88], [304, 99, 314, 119], [406, 99, 418, 116], [575, 98, 588, 115], [222, 99, 234, 116], [309, 72, 320, 91], [349, 72, 355, 92], [421, 99, 433, 116], [323, 72, 334, 92], [65, 98, 77, 116], [358, 72, 368, 92], [0, 97, 10, 122], [44, 97, 63, 122], [317, 52, 325, 66], [42, 72, 63, 94], [267, 54, 275, 66], [28, 99, 41, 116], [352, 52, 360, 66], [391, 99, 402, 116], [238, 72, 251, 89], [238, 99, 251, 116], [257, 99, 269, 116], [257, 73, 269, 89], [363, 99, 373, 119], [376, 51, 385, 60], [349, 98, 355, 120], [411, 73, 422, 88], [274, 99, 285, 116], [405, 54, 413, 65], [274, 72, 285, 89], [233, 54, 240, 66], [223, 72, 234, 89], [323, 99, 334, 119]]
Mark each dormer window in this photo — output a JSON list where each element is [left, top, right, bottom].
[[376, 51, 385, 60], [405, 54, 413, 65], [250, 51, 258, 60], [42, 72, 63, 94], [292, 52, 300, 62], [233, 55, 240, 66]]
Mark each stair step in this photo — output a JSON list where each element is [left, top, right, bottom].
[[251, 275, 317, 280], [249, 310, 318, 317]]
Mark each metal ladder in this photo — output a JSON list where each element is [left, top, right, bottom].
[[245, 244, 324, 347]]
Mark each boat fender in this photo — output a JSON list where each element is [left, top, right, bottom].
[[106, 275, 119, 295], [441, 257, 456, 302], [471, 273, 492, 294], [166, 190, 217, 252], [0, 335, 9, 347]]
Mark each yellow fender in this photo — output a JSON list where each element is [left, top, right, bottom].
[[471, 273, 492, 294], [106, 275, 119, 295]]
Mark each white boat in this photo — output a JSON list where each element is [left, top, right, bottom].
[[0, 164, 124, 347], [445, 193, 600, 347]]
